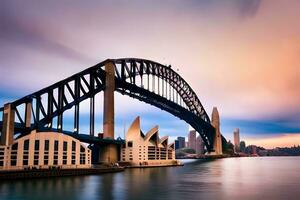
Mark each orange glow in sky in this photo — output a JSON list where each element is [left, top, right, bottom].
[[246, 134, 300, 149]]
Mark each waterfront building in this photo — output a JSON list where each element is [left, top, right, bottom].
[[177, 137, 185, 149], [196, 135, 205, 155], [234, 128, 240, 152], [0, 130, 91, 170], [121, 117, 176, 166], [188, 130, 196, 150]]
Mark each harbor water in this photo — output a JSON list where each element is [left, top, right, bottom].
[[1, 157, 300, 200]]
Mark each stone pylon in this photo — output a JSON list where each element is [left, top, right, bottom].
[[1, 103, 14, 146], [99, 61, 118, 164], [211, 107, 223, 155]]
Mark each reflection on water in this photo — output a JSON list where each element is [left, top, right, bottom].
[[1, 157, 300, 200]]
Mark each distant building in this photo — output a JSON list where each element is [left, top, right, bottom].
[[234, 128, 240, 152], [177, 137, 185, 149], [0, 130, 91, 170], [175, 140, 180, 150], [188, 130, 196, 150], [240, 141, 246, 153], [196, 136, 205, 155], [185, 142, 189, 148], [246, 145, 258, 155], [121, 117, 176, 166]]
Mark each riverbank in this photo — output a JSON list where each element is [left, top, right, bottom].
[[125, 162, 184, 168], [0, 159, 206, 180], [0, 167, 124, 180], [0, 162, 185, 180], [177, 154, 230, 160], [118, 160, 184, 168]]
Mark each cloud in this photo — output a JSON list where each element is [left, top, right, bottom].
[[222, 118, 300, 137], [0, 1, 92, 64], [236, 0, 262, 18]]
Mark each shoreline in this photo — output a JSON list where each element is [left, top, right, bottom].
[[125, 163, 184, 168], [0, 163, 184, 180], [3, 156, 297, 180], [0, 167, 124, 180]]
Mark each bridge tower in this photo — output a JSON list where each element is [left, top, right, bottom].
[[98, 61, 118, 163], [1, 104, 15, 146], [211, 107, 223, 155]]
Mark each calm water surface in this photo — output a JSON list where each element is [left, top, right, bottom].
[[1, 157, 300, 200]]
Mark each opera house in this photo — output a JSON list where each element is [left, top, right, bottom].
[[121, 117, 178, 167]]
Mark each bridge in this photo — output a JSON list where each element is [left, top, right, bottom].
[[0, 58, 225, 162]]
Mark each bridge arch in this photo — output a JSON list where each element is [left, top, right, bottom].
[[0, 58, 216, 151]]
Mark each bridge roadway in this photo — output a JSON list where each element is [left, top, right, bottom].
[[0, 121, 124, 145], [0, 58, 225, 157]]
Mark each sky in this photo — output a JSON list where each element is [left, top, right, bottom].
[[0, 0, 300, 149]]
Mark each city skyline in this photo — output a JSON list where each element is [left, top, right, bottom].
[[1, 0, 300, 148]]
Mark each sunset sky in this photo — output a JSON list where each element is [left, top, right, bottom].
[[0, 0, 300, 149]]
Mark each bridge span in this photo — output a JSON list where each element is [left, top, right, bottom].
[[0, 58, 225, 162]]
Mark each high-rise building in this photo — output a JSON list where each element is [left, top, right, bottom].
[[185, 142, 189, 148], [196, 135, 205, 155], [234, 128, 240, 152], [177, 137, 185, 149], [188, 130, 196, 150], [175, 140, 180, 150]]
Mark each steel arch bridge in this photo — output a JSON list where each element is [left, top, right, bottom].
[[0, 58, 219, 152]]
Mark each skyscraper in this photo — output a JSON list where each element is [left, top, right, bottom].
[[196, 135, 205, 155], [185, 142, 189, 148], [234, 128, 240, 152], [188, 130, 196, 150], [175, 140, 180, 150], [177, 137, 185, 149]]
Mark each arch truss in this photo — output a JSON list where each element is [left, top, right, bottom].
[[0, 58, 216, 151]]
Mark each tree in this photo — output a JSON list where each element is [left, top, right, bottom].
[[223, 140, 234, 155], [240, 141, 246, 153]]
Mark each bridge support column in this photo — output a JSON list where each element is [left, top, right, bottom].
[[99, 61, 118, 163], [103, 61, 115, 139], [1, 103, 14, 146], [211, 107, 223, 155], [25, 101, 32, 128]]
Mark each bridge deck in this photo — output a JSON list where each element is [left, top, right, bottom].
[[0, 121, 125, 145]]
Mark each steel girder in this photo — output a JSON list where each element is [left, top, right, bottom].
[[0, 58, 216, 151], [112, 58, 210, 123], [0, 62, 107, 136]]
